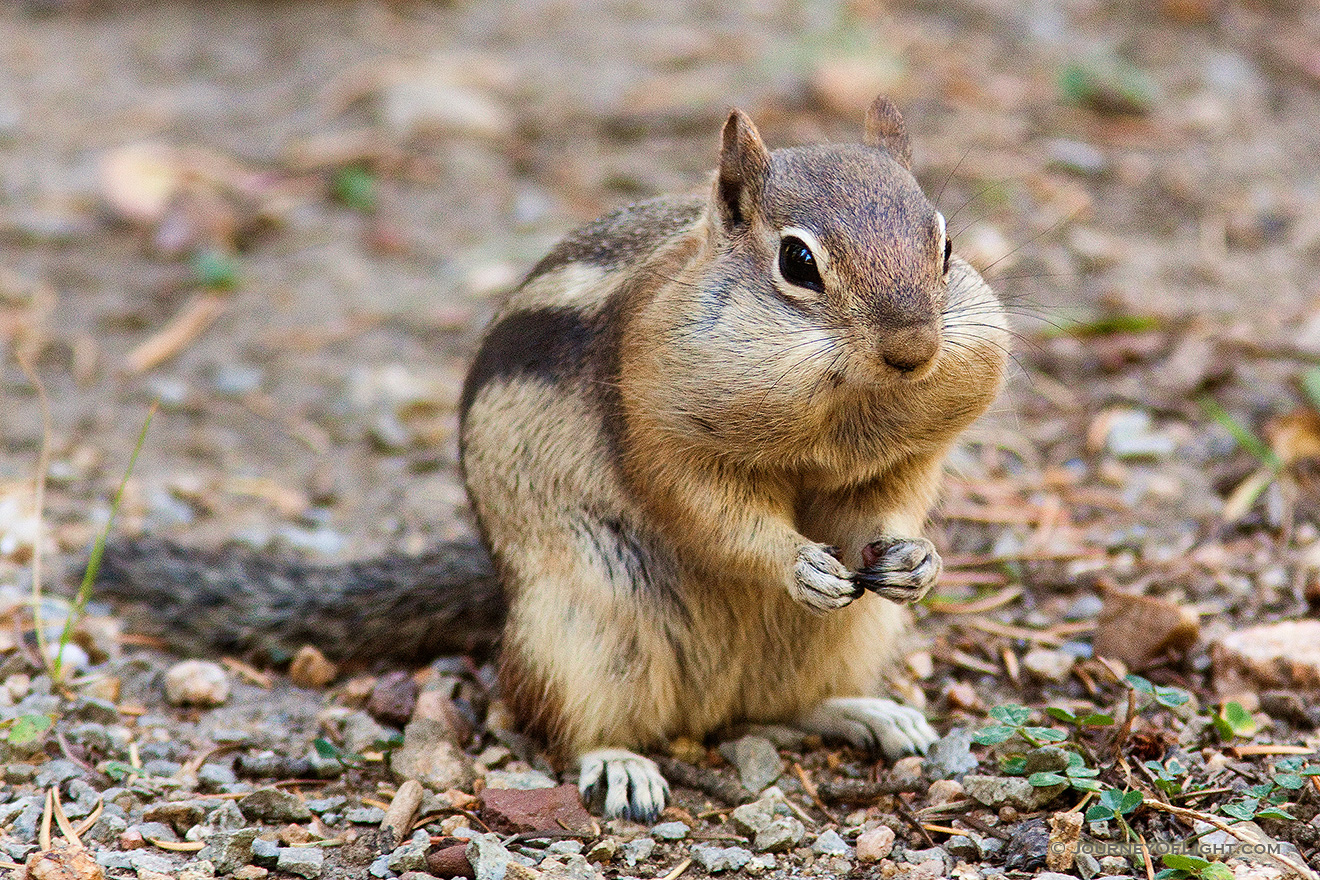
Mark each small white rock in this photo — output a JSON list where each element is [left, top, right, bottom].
[[164, 660, 230, 707], [1022, 647, 1076, 682], [855, 825, 896, 862]]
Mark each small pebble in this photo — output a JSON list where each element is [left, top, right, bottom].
[[277, 845, 324, 879], [927, 779, 965, 806], [621, 837, 655, 866], [811, 829, 851, 856], [345, 806, 388, 825], [855, 826, 895, 861], [690, 844, 752, 873], [650, 820, 689, 840], [164, 660, 230, 707]]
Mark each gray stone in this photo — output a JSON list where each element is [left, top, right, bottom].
[[131, 852, 177, 874], [306, 745, 344, 779], [389, 830, 432, 872], [11, 800, 44, 841], [201, 800, 247, 833], [4, 763, 36, 784], [718, 735, 782, 794], [338, 709, 389, 754], [903, 846, 951, 871], [738, 724, 808, 751], [963, 774, 1062, 811], [198, 827, 257, 874], [390, 723, 475, 791], [548, 840, 584, 856], [164, 659, 230, 706], [306, 796, 347, 815], [234, 751, 278, 777], [35, 759, 83, 788], [1098, 855, 1131, 874], [1104, 410, 1176, 460], [811, 829, 851, 856], [690, 844, 753, 873], [145, 799, 210, 835], [466, 832, 513, 880], [345, 806, 387, 824], [621, 837, 655, 866], [539, 853, 596, 880], [239, 786, 312, 822], [0, 801, 30, 824], [65, 778, 100, 805], [651, 821, 689, 840], [144, 758, 183, 777], [71, 696, 121, 724], [133, 821, 180, 843], [251, 837, 281, 867], [731, 797, 775, 837], [179, 859, 218, 880], [1046, 138, 1108, 176], [277, 845, 325, 879], [86, 811, 128, 843], [5, 843, 37, 863], [368, 853, 393, 878], [1023, 746, 1070, 775], [753, 816, 804, 853], [95, 850, 136, 871], [945, 834, 982, 861], [1065, 595, 1105, 620], [924, 727, 978, 780], [67, 722, 118, 755]]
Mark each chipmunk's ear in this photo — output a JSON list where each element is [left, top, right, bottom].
[[864, 95, 912, 171], [715, 108, 771, 230]]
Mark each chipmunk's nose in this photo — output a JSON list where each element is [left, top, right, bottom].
[[877, 323, 939, 374]]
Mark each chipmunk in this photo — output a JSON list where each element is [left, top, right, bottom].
[[98, 95, 1008, 822]]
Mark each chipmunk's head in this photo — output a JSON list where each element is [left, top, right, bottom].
[[706, 95, 968, 383], [636, 95, 1006, 465]]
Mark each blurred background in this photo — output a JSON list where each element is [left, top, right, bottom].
[[2, 0, 1319, 572]]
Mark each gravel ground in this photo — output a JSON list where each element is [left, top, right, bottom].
[[3, 1, 1320, 879]]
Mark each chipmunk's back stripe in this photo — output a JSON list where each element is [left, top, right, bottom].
[[526, 198, 702, 279], [459, 307, 600, 417]]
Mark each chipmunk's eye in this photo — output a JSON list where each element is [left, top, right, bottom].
[[779, 236, 823, 293], [942, 236, 953, 278]]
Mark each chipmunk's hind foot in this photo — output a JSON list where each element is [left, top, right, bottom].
[[799, 696, 937, 760], [578, 748, 670, 823]]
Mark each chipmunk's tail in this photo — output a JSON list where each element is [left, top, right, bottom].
[[94, 537, 505, 665]]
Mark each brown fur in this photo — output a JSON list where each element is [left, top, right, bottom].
[[459, 96, 1008, 784]]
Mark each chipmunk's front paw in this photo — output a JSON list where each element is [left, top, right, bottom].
[[791, 543, 864, 611], [854, 537, 940, 604]]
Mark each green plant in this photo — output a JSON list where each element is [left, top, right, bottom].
[[972, 704, 1067, 748], [1144, 757, 1189, 798], [1220, 757, 1320, 822], [51, 404, 156, 682], [1211, 701, 1258, 742], [1124, 674, 1192, 709], [1045, 706, 1115, 728], [1085, 787, 1143, 837], [2, 712, 54, 746], [313, 731, 403, 769], [332, 165, 377, 211], [1028, 750, 1103, 793], [190, 248, 239, 290], [1156, 853, 1234, 880], [1301, 367, 1320, 410]]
